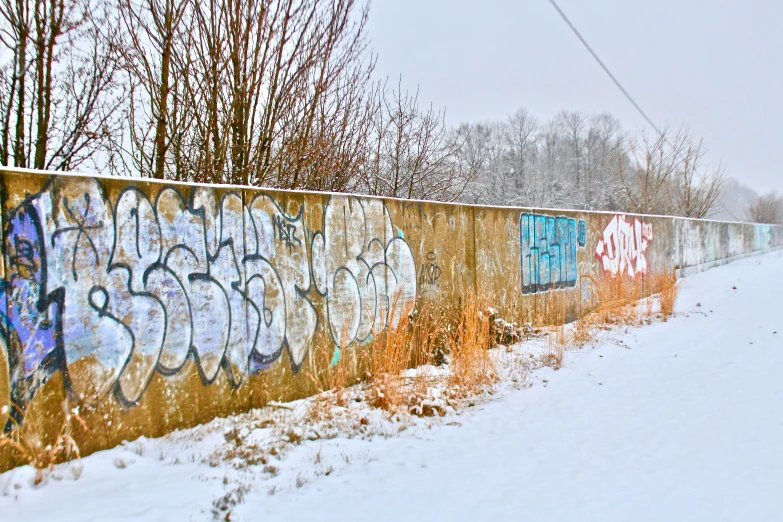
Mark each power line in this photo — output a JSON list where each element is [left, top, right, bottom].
[[546, 0, 665, 138]]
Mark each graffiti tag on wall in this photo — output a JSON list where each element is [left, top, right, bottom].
[[519, 213, 585, 294], [594, 215, 653, 277], [0, 178, 416, 422], [419, 252, 441, 286], [311, 196, 416, 349]]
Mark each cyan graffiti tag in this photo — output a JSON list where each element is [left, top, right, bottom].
[[519, 213, 584, 294], [577, 220, 586, 247]]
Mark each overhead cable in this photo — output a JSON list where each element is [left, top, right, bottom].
[[546, 0, 665, 139]]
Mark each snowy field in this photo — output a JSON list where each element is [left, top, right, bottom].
[[1, 251, 782, 521]]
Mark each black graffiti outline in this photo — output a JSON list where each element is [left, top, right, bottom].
[[86, 282, 167, 409], [0, 177, 411, 416], [419, 251, 441, 286], [246, 193, 318, 374], [167, 189, 244, 386], [156, 188, 231, 386], [204, 192, 254, 385], [1, 181, 252, 412], [106, 187, 185, 401], [105, 186, 185, 404], [314, 196, 416, 349], [244, 254, 285, 371], [50, 194, 105, 282], [107, 186, 169, 393], [274, 214, 302, 255], [142, 260, 194, 377], [107, 188, 194, 381]]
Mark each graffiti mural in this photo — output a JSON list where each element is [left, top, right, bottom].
[[311, 196, 416, 349], [0, 178, 416, 422], [595, 215, 654, 277], [519, 213, 585, 294]]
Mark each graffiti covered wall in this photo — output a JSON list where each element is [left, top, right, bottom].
[[0, 168, 780, 468]]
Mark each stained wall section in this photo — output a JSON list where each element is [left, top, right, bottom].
[[0, 168, 780, 468]]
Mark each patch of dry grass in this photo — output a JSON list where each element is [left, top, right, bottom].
[[363, 293, 497, 413], [534, 270, 680, 367], [300, 290, 501, 420], [366, 306, 418, 412], [0, 405, 86, 484], [655, 270, 679, 320], [445, 295, 497, 395], [589, 274, 648, 326], [541, 328, 566, 370]]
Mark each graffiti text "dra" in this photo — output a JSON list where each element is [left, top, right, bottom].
[[594, 215, 654, 277]]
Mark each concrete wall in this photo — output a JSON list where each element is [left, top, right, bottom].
[[0, 168, 780, 468]]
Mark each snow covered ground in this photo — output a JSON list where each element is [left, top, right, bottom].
[[2, 251, 782, 521]]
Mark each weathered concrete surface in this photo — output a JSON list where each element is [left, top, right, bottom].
[[0, 167, 780, 470]]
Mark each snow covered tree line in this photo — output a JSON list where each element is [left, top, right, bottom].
[[453, 110, 627, 211], [451, 110, 733, 219], [0, 0, 772, 221]]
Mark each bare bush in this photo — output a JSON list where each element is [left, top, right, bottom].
[[618, 126, 724, 217], [0, 406, 87, 484], [445, 295, 496, 394], [746, 191, 783, 224], [670, 138, 725, 218], [354, 78, 473, 201], [656, 271, 679, 320]]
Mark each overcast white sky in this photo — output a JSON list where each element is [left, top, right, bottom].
[[366, 0, 783, 194]]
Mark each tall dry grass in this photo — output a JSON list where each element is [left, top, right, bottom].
[[655, 270, 679, 320], [363, 293, 497, 411], [0, 405, 86, 483], [536, 269, 680, 367], [535, 291, 569, 369], [587, 274, 648, 326], [444, 295, 497, 395], [301, 290, 497, 416], [365, 310, 417, 411]]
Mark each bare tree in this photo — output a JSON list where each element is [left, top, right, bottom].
[[584, 113, 625, 210], [355, 78, 471, 201], [117, 0, 192, 179], [532, 118, 563, 208], [746, 191, 783, 224], [119, 0, 374, 189], [618, 127, 688, 215], [451, 121, 504, 204], [671, 137, 725, 218], [618, 126, 725, 218], [556, 110, 586, 188], [504, 108, 537, 196], [0, 0, 123, 171]]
